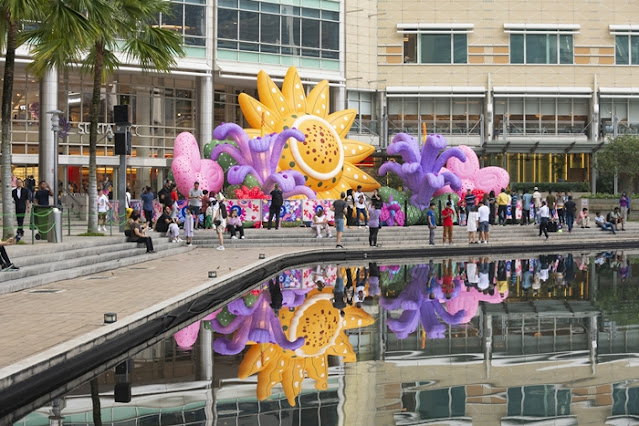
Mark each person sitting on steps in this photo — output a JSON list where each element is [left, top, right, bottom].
[[311, 207, 332, 238], [129, 211, 155, 253], [0, 238, 20, 271]]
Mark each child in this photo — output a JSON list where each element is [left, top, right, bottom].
[[168, 218, 182, 243], [205, 201, 214, 230], [458, 202, 467, 227], [368, 202, 381, 247], [227, 209, 245, 239], [184, 207, 194, 245], [467, 205, 479, 244]]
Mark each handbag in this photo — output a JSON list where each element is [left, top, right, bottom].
[[214, 219, 221, 227]]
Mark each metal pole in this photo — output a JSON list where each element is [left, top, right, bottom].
[[118, 153, 127, 232], [47, 110, 63, 207]]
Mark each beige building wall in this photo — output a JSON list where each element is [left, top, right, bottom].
[[344, 0, 380, 91], [371, 0, 639, 89]]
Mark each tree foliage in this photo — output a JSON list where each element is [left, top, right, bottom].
[[596, 135, 639, 176]]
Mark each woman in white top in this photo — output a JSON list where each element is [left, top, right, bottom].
[[466, 205, 479, 244], [311, 208, 332, 238]]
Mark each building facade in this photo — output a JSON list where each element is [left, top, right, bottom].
[[3, 0, 639, 197]]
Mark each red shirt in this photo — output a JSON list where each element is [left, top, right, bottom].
[[442, 207, 454, 227]]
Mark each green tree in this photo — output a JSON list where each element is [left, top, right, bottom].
[[25, 0, 184, 232], [0, 0, 45, 239], [596, 135, 639, 191]]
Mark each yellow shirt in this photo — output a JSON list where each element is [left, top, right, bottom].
[[497, 192, 510, 206]]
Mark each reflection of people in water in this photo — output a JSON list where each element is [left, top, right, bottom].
[[345, 267, 354, 306], [521, 259, 532, 295], [354, 267, 368, 307], [497, 260, 508, 296], [268, 279, 283, 315], [332, 267, 346, 316], [312, 265, 326, 291], [368, 262, 381, 297], [564, 254, 576, 287], [442, 259, 454, 299]]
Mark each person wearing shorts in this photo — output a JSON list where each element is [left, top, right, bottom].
[[332, 192, 347, 248], [477, 201, 490, 244]]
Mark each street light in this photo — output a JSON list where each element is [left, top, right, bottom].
[[47, 109, 63, 207]]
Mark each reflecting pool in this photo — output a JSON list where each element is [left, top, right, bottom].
[[13, 250, 639, 425]]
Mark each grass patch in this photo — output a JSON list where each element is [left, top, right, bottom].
[[78, 232, 106, 236]]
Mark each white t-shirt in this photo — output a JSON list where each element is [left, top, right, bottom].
[[97, 194, 109, 213], [312, 214, 326, 224], [467, 211, 479, 231], [478, 205, 490, 222], [354, 191, 366, 209], [539, 205, 550, 218], [478, 271, 489, 290], [466, 262, 478, 284]]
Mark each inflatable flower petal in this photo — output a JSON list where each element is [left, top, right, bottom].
[[172, 132, 224, 198]]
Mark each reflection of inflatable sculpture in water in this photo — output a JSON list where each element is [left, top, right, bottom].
[[171, 66, 379, 200], [444, 281, 508, 324], [380, 264, 466, 339], [173, 311, 218, 350], [227, 289, 374, 406], [379, 133, 466, 209]]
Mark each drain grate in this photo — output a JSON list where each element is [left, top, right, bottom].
[[126, 266, 155, 270], [27, 288, 66, 294], [82, 276, 114, 281]]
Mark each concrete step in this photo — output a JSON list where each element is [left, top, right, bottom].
[[0, 245, 194, 295]]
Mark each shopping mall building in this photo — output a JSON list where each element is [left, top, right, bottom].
[[4, 0, 639, 197]]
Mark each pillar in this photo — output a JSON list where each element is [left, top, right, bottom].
[[39, 68, 58, 186], [198, 75, 214, 149]]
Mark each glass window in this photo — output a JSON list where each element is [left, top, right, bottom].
[[421, 34, 451, 63], [158, 1, 206, 47], [322, 21, 339, 51], [302, 18, 320, 48], [262, 3, 279, 13], [510, 32, 573, 64], [240, 0, 259, 11], [404, 34, 417, 63], [408, 34, 467, 64], [616, 35, 629, 64], [261, 14, 280, 44], [218, 9, 238, 39], [453, 34, 467, 63], [239, 11, 259, 42]]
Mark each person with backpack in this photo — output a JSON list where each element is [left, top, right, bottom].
[[267, 183, 283, 230]]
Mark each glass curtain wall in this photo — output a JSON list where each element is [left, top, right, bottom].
[[600, 98, 639, 136]]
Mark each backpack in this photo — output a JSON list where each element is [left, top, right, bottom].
[[220, 202, 228, 219], [606, 212, 612, 222]]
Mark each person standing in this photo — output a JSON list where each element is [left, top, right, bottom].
[[332, 192, 347, 248], [97, 188, 113, 232], [214, 194, 227, 249], [546, 190, 556, 218], [510, 189, 519, 225], [521, 189, 532, 225], [158, 179, 173, 210], [101, 175, 111, 197], [25, 175, 36, 202], [496, 188, 509, 226], [368, 202, 381, 247], [12, 178, 30, 237], [564, 195, 577, 232], [140, 186, 155, 226], [427, 202, 437, 246], [467, 205, 479, 244], [464, 189, 476, 213], [532, 187, 542, 224], [478, 201, 491, 244], [556, 192, 565, 225], [620, 192, 631, 224], [34, 181, 53, 206], [442, 201, 455, 244], [184, 207, 194, 246], [267, 183, 283, 230], [170, 183, 179, 218], [188, 181, 203, 229], [539, 200, 550, 240], [487, 191, 496, 225], [370, 188, 382, 207], [353, 185, 368, 228]]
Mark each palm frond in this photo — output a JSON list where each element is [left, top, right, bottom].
[[122, 26, 184, 72]]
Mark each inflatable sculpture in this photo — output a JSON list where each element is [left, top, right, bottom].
[[172, 132, 224, 197], [379, 133, 466, 209], [237, 67, 380, 198]]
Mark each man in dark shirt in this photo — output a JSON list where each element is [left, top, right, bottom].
[[158, 179, 173, 209], [12, 178, 30, 236], [154, 206, 172, 235], [332, 192, 347, 248], [564, 195, 577, 233], [464, 189, 476, 212], [267, 183, 284, 230], [34, 181, 53, 206]]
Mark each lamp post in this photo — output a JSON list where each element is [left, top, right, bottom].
[[47, 110, 63, 207]]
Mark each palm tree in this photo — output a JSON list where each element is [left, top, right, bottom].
[[0, 0, 44, 239], [25, 0, 184, 232]]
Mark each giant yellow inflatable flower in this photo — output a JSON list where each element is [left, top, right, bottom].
[[239, 67, 380, 198], [237, 290, 374, 405]]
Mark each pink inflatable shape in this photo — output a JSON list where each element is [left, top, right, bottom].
[[445, 282, 507, 324], [434, 145, 510, 198], [173, 312, 219, 349], [172, 132, 224, 198]]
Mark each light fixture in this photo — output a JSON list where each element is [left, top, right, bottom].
[[259, 254, 266, 259], [104, 313, 117, 324], [208, 271, 217, 278]]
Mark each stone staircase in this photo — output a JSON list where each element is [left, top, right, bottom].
[[0, 233, 193, 295], [191, 222, 639, 248]]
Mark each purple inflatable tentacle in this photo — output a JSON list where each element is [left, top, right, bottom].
[[270, 129, 305, 172], [211, 144, 250, 166], [269, 314, 305, 350], [250, 149, 271, 183], [432, 147, 466, 172], [379, 296, 403, 311], [209, 315, 243, 334], [378, 162, 405, 179], [419, 139, 441, 173], [227, 296, 261, 315], [227, 165, 261, 186], [283, 186, 316, 199], [213, 122, 252, 161], [432, 302, 467, 325], [387, 309, 419, 339], [440, 171, 463, 192], [212, 319, 252, 355], [387, 140, 420, 164]]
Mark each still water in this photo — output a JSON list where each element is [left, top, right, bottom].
[[13, 250, 639, 425]]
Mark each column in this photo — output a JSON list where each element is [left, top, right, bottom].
[[200, 321, 214, 425], [198, 75, 214, 150], [39, 68, 58, 186]]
